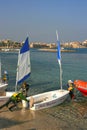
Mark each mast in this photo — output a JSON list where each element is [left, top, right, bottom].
[[56, 30, 63, 90], [15, 51, 20, 91]]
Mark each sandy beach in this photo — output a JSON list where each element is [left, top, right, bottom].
[[0, 99, 87, 130]]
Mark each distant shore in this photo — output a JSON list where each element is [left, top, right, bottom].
[[0, 48, 76, 53], [38, 48, 76, 52]]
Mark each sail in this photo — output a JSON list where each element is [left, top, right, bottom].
[[56, 31, 62, 90], [16, 37, 31, 86], [57, 40, 61, 66]]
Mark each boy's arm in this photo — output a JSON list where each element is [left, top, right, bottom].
[[19, 93, 29, 101]]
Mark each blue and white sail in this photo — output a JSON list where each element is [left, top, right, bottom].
[[56, 31, 62, 90], [15, 37, 31, 90], [57, 38, 61, 66]]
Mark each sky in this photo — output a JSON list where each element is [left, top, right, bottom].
[[0, 0, 87, 43]]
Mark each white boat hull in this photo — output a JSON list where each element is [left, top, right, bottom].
[[5, 91, 15, 96], [0, 95, 10, 106], [0, 91, 15, 106], [0, 83, 8, 92], [27, 89, 69, 111]]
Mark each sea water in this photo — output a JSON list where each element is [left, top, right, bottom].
[[0, 48, 87, 94], [0, 48, 87, 129]]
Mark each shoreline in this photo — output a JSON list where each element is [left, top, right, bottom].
[[38, 48, 76, 52]]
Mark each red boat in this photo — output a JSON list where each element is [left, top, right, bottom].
[[74, 80, 87, 97]]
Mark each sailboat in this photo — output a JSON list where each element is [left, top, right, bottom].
[[27, 31, 69, 111], [0, 59, 8, 92], [0, 37, 31, 105]]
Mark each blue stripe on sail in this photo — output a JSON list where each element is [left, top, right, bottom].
[[57, 40, 61, 62], [17, 72, 31, 84], [20, 37, 30, 54]]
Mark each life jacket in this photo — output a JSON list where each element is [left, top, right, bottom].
[[68, 86, 73, 91], [3, 75, 7, 80], [11, 92, 21, 101], [68, 83, 74, 91], [12, 93, 19, 97]]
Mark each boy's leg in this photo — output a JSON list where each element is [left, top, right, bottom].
[[0, 98, 11, 109], [8, 101, 18, 111]]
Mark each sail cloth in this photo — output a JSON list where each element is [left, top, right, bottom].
[[16, 37, 31, 86], [56, 31, 61, 66], [56, 31, 62, 90], [57, 40, 61, 66]]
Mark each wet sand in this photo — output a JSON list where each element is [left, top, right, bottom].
[[0, 100, 87, 130]]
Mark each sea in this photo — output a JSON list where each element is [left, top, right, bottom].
[[1, 48, 87, 94], [0, 48, 87, 129]]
